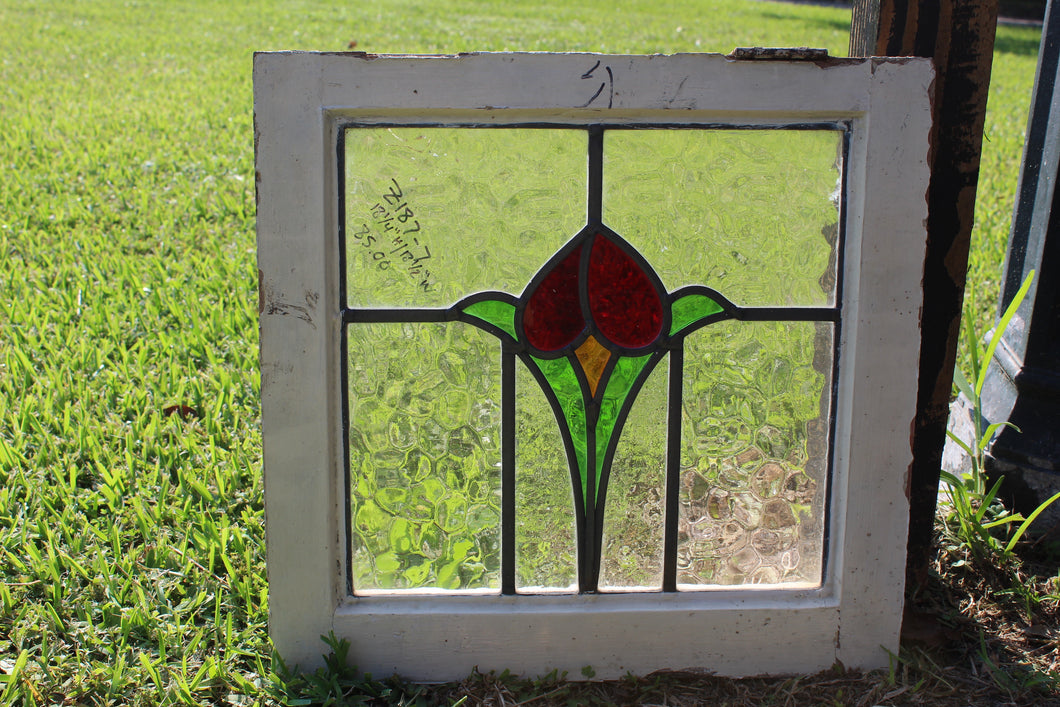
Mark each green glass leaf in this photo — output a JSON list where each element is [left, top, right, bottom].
[[530, 355, 587, 493], [670, 293, 723, 336], [463, 299, 519, 340], [595, 354, 653, 495]]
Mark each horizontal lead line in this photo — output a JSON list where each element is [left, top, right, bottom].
[[342, 306, 839, 324], [735, 307, 838, 322], [344, 308, 454, 323]]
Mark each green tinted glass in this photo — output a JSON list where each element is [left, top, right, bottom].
[[348, 322, 501, 591], [345, 128, 587, 307], [604, 129, 841, 307]]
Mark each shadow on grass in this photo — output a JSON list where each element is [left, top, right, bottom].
[[754, 6, 853, 36], [994, 30, 1044, 56]]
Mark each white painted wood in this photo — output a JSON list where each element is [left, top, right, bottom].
[[254, 52, 933, 680], [255, 52, 343, 664], [334, 591, 840, 680], [833, 58, 934, 667]]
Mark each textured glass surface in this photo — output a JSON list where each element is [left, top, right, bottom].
[[515, 360, 577, 591], [348, 322, 501, 591], [603, 130, 841, 307], [599, 361, 667, 589], [345, 126, 839, 594], [678, 320, 833, 586], [344, 128, 586, 307]]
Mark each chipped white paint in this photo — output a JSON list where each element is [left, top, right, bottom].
[[254, 52, 933, 680]]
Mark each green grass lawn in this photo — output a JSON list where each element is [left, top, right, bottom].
[[0, 0, 1046, 703]]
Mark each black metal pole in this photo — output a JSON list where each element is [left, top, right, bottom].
[[980, 0, 1060, 536]]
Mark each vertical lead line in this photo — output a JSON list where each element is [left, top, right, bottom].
[[584, 424, 597, 592], [587, 126, 604, 223], [501, 346, 516, 595], [662, 347, 684, 592], [583, 124, 604, 593]]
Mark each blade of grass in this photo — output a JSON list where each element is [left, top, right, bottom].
[[976, 269, 1034, 397], [1004, 490, 1060, 553]]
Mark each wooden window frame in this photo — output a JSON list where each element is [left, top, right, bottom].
[[254, 51, 933, 680]]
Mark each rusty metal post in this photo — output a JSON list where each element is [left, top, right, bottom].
[[849, 0, 1001, 588]]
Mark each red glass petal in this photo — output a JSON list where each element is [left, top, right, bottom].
[[587, 234, 663, 348], [523, 247, 585, 351]]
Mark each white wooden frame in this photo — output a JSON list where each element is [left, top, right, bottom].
[[254, 52, 933, 680]]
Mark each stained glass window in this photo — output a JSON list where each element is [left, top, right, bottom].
[[257, 51, 933, 680], [341, 125, 843, 595]]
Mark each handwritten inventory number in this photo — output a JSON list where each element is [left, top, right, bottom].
[[352, 178, 434, 292]]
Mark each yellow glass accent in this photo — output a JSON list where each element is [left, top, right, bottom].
[[575, 335, 612, 396]]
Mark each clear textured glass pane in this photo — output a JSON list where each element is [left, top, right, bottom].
[[678, 320, 832, 587], [348, 322, 501, 592], [344, 125, 838, 594], [515, 359, 577, 591], [344, 127, 587, 307], [603, 129, 841, 307], [599, 360, 666, 590]]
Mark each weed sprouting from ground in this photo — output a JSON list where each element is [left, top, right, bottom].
[[941, 271, 1060, 565]]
